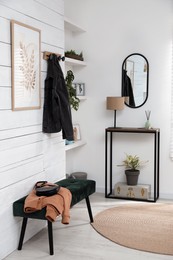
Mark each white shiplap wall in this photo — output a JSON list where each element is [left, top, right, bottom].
[[0, 0, 65, 258]]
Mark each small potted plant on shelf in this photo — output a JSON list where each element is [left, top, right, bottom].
[[65, 50, 84, 61], [117, 154, 148, 186], [65, 70, 80, 111]]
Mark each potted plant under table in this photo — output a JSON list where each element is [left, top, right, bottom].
[[117, 154, 148, 186]]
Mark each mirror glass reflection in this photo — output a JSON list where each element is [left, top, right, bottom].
[[122, 53, 149, 108]]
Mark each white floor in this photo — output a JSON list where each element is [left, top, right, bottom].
[[4, 193, 173, 260]]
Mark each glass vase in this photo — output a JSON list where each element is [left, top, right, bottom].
[[145, 119, 151, 129], [145, 110, 151, 129]]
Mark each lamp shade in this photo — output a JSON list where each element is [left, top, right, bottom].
[[106, 97, 124, 110]]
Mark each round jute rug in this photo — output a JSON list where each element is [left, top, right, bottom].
[[92, 203, 173, 255]]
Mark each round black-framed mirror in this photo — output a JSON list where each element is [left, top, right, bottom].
[[122, 53, 149, 108]]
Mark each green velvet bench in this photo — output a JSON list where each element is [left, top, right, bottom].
[[13, 179, 96, 255]]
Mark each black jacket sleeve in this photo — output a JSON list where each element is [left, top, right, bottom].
[[43, 54, 74, 141]]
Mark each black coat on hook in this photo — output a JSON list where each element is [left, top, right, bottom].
[[42, 54, 73, 140]]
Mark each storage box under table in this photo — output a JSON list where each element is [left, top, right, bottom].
[[114, 182, 151, 200]]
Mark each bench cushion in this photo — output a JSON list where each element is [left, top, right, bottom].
[[13, 179, 96, 220]]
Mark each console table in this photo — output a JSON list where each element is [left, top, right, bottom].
[[105, 127, 160, 202]]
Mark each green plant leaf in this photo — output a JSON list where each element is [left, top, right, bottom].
[[117, 153, 148, 170], [65, 70, 80, 111]]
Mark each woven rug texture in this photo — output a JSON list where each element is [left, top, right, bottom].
[[92, 203, 173, 255]]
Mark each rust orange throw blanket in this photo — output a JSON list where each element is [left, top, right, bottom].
[[24, 187, 72, 224]]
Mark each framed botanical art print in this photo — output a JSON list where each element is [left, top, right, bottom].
[[11, 20, 41, 110]]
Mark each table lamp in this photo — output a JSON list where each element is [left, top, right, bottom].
[[106, 96, 125, 128]]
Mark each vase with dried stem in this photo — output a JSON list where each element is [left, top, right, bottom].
[[145, 110, 151, 129]]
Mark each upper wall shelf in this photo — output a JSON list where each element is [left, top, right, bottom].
[[64, 17, 86, 33], [65, 57, 87, 66]]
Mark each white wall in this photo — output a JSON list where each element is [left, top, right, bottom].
[[0, 0, 65, 258], [65, 0, 173, 198]]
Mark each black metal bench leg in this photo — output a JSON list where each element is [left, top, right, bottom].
[[85, 196, 94, 223], [47, 221, 54, 255], [18, 217, 28, 250]]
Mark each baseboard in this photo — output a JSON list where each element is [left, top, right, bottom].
[[158, 193, 173, 200], [96, 186, 105, 193]]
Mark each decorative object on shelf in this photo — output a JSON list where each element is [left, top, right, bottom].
[[65, 70, 80, 111], [106, 96, 124, 128], [72, 83, 85, 96], [11, 20, 41, 110], [145, 110, 151, 129], [73, 124, 81, 141], [117, 154, 148, 185], [65, 139, 74, 145], [65, 50, 84, 61]]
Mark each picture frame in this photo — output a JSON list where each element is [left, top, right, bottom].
[[73, 124, 81, 141], [73, 83, 85, 96], [11, 20, 41, 110]]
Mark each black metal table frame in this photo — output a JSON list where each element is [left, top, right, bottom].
[[105, 127, 160, 202]]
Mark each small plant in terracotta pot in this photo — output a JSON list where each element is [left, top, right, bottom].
[[117, 154, 148, 185]]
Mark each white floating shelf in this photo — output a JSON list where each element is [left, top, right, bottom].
[[77, 96, 87, 100], [64, 17, 86, 33], [65, 57, 87, 66], [65, 140, 86, 151]]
